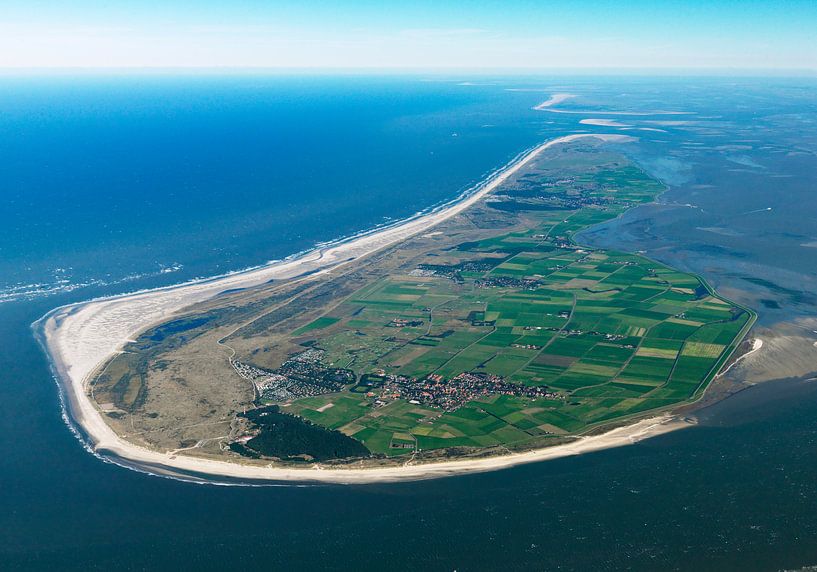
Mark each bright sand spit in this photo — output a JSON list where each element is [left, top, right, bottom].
[[33, 132, 698, 485], [534, 95, 694, 116], [580, 118, 631, 128], [533, 93, 576, 110]]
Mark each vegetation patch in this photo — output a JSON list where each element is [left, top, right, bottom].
[[108, 146, 754, 463], [233, 406, 371, 462]]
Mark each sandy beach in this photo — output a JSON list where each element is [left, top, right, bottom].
[[717, 338, 764, 378], [81, 412, 691, 485], [33, 131, 686, 485], [532, 93, 576, 110], [580, 118, 630, 127], [534, 95, 693, 116]]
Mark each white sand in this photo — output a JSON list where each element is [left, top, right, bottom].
[[36, 132, 682, 485], [533, 93, 576, 110], [642, 120, 696, 125], [580, 118, 630, 128], [534, 95, 693, 116], [716, 338, 764, 378], [92, 413, 691, 484]]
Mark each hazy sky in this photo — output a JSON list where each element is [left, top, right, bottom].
[[2, 0, 816, 70]]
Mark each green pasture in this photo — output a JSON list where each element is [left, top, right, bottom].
[[274, 152, 753, 454]]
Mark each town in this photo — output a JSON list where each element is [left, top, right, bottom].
[[371, 371, 559, 411], [233, 348, 560, 413], [231, 348, 352, 402]]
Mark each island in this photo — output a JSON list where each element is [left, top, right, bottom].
[[36, 133, 755, 483]]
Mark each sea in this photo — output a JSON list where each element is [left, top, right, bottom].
[[2, 73, 817, 571]]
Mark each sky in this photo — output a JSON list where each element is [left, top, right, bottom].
[[2, 0, 816, 71]]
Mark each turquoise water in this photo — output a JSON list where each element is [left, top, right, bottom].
[[3, 75, 817, 570]]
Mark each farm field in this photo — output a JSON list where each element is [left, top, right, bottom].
[[248, 151, 754, 457], [94, 143, 754, 463]]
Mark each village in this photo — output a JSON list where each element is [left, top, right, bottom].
[[232, 348, 560, 414], [375, 371, 560, 412], [231, 348, 352, 402]]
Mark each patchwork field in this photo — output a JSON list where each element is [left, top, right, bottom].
[[94, 142, 754, 463], [245, 151, 754, 457]]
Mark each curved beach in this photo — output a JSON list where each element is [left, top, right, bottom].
[[33, 132, 698, 485]]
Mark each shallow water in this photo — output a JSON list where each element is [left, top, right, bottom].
[[2, 75, 817, 570]]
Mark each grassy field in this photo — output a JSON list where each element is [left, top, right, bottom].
[[256, 152, 754, 457]]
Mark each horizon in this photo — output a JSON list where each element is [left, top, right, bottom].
[[3, 0, 815, 70], [5, 4, 817, 570], [1, 67, 816, 78]]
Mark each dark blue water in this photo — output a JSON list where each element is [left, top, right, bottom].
[[3, 75, 817, 571], [0, 75, 552, 300]]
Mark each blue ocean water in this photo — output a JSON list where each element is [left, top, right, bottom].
[[0, 75, 554, 303], [3, 75, 817, 570]]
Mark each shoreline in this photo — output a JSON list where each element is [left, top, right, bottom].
[[532, 92, 576, 110], [717, 338, 764, 379], [533, 94, 694, 116], [32, 131, 699, 486]]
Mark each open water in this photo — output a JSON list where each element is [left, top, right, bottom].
[[2, 74, 817, 570]]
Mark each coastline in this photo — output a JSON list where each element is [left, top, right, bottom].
[[533, 94, 694, 116], [32, 131, 703, 486], [532, 92, 576, 110]]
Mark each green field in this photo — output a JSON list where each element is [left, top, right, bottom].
[[259, 155, 754, 457]]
